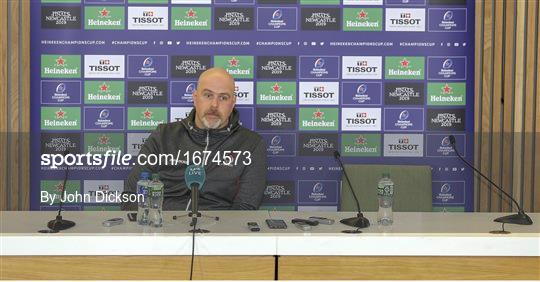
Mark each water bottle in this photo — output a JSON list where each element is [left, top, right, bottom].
[[136, 171, 150, 226], [148, 173, 164, 227], [377, 173, 394, 226]]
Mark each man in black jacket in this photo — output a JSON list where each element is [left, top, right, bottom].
[[123, 68, 267, 210]]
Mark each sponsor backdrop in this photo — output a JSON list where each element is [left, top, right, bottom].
[[31, 0, 474, 212]]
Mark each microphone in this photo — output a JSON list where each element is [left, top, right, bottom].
[[185, 165, 206, 216], [333, 150, 370, 229], [47, 150, 76, 231], [448, 135, 532, 225]]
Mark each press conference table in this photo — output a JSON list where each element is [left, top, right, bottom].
[[1, 211, 539, 280]]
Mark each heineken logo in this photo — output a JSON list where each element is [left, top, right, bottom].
[[142, 108, 153, 119], [400, 58, 410, 68], [442, 84, 452, 94], [228, 57, 238, 67], [99, 8, 110, 18], [55, 108, 66, 119], [186, 9, 196, 18], [99, 134, 110, 145], [272, 83, 281, 93], [313, 109, 324, 119]]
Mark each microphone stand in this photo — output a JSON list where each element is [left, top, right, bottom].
[[173, 184, 219, 232], [47, 152, 76, 231], [334, 151, 370, 231], [449, 136, 532, 226]]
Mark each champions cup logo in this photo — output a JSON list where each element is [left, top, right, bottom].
[[272, 9, 283, 20], [305, 12, 335, 27], [56, 83, 66, 94], [441, 183, 451, 193], [261, 61, 292, 75], [443, 11, 454, 21], [443, 59, 453, 69], [142, 57, 153, 68], [271, 135, 281, 146], [219, 11, 250, 26], [314, 58, 325, 69], [94, 109, 114, 128], [399, 110, 410, 121], [441, 136, 451, 146], [309, 182, 326, 202], [177, 60, 207, 74], [264, 184, 291, 199], [357, 84, 367, 95], [186, 83, 196, 94]]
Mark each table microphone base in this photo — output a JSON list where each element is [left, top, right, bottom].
[[47, 216, 75, 231], [494, 211, 533, 225], [340, 213, 370, 228]]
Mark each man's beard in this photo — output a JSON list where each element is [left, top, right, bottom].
[[202, 115, 223, 129]]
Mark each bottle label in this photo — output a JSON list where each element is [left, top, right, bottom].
[[138, 185, 148, 195], [377, 184, 394, 197], [150, 185, 163, 197]]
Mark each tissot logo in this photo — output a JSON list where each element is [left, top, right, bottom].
[[298, 181, 338, 204], [256, 108, 296, 130], [170, 107, 192, 122], [341, 108, 381, 131], [263, 181, 295, 204], [299, 134, 338, 156], [41, 81, 81, 104], [342, 56, 382, 80], [214, 8, 254, 30], [41, 6, 81, 29], [385, 8, 425, 32], [171, 56, 211, 78], [127, 81, 168, 104], [41, 133, 82, 154], [261, 133, 296, 156], [84, 55, 125, 78], [233, 81, 254, 105], [384, 108, 424, 131], [301, 8, 340, 31], [83, 180, 124, 204], [427, 109, 465, 131], [127, 133, 151, 156], [384, 82, 424, 105], [383, 134, 424, 157], [170, 81, 196, 105], [128, 7, 168, 30], [299, 82, 339, 105], [257, 56, 297, 79]]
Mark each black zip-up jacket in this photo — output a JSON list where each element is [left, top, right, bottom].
[[122, 108, 267, 210]]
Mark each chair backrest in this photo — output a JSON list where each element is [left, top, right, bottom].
[[340, 164, 433, 212]]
